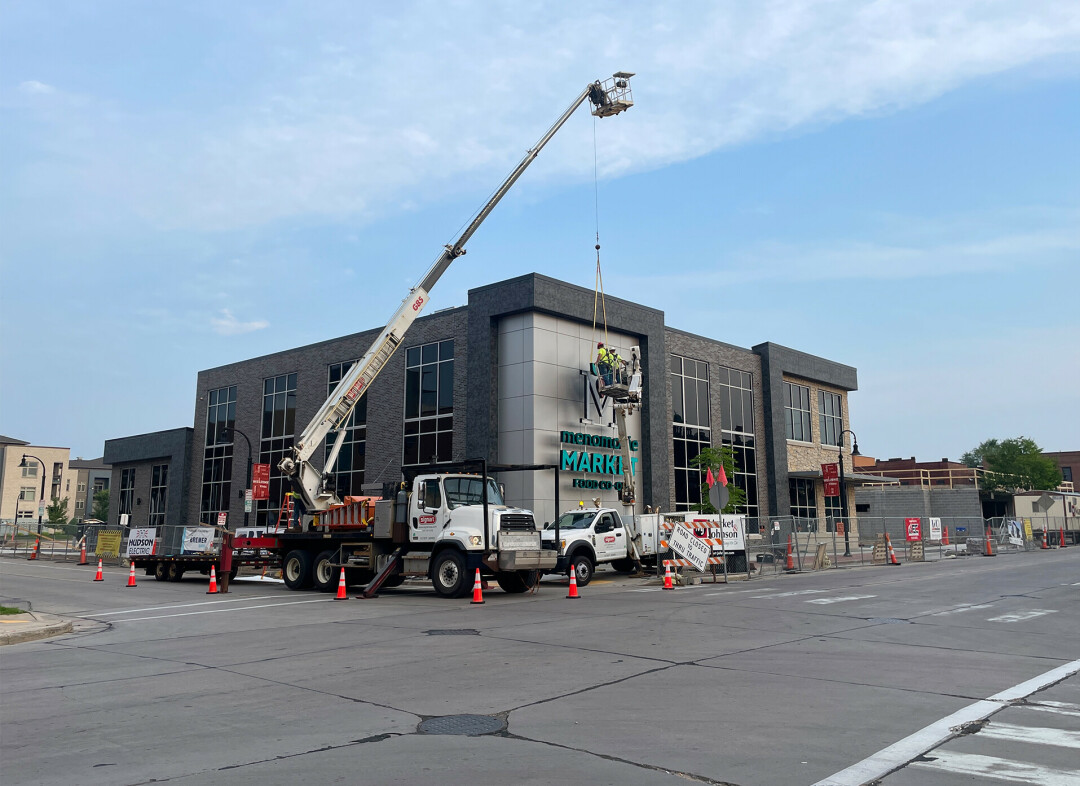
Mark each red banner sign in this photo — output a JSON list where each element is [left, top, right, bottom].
[[824, 479, 840, 497], [821, 462, 839, 481], [252, 463, 271, 500], [905, 517, 922, 542]]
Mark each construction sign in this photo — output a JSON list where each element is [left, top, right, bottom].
[[96, 530, 122, 558], [905, 517, 922, 542], [126, 528, 157, 557], [669, 522, 711, 572], [252, 464, 271, 500]]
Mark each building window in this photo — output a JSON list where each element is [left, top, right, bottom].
[[257, 374, 297, 527], [1062, 466, 1073, 483], [22, 464, 37, 478], [784, 382, 812, 442], [75, 499, 85, 511], [149, 464, 169, 528], [19, 486, 36, 501], [819, 390, 842, 447], [824, 492, 842, 530], [403, 341, 453, 466], [17, 509, 33, 520], [119, 468, 135, 518], [789, 477, 816, 528], [325, 361, 367, 497], [671, 355, 711, 511], [717, 366, 759, 518], [78, 482, 87, 493], [202, 385, 237, 525]]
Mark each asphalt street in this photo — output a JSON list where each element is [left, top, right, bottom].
[[2, 550, 1078, 785]]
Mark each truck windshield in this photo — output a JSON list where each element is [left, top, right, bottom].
[[443, 477, 505, 509], [548, 512, 594, 530]]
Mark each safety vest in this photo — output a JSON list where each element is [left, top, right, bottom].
[[597, 347, 614, 366]]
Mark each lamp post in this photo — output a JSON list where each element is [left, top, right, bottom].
[[19, 454, 47, 534], [836, 430, 860, 556], [222, 428, 253, 531]]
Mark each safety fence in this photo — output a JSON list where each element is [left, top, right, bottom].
[[0, 522, 234, 565]]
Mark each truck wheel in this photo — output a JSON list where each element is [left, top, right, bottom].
[[283, 550, 314, 590], [154, 562, 167, 581], [570, 553, 594, 586], [166, 562, 184, 582], [312, 550, 338, 592], [611, 558, 636, 574], [431, 550, 468, 598], [228, 564, 240, 582], [495, 570, 538, 594]]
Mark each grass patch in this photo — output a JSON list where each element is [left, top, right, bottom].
[[1, 606, 28, 615]]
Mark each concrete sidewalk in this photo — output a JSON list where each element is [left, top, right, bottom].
[[0, 611, 72, 646]]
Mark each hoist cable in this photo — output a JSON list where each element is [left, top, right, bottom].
[[590, 117, 610, 361]]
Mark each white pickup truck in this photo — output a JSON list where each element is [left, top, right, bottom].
[[541, 508, 643, 585]]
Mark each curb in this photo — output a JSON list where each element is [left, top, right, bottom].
[[0, 613, 74, 646]]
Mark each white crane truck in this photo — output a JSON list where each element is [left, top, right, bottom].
[[234, 74, 636, 598]]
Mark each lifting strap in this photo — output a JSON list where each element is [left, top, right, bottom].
[[590, 118, 610, 361]]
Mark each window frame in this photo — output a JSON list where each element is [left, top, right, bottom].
[[818, 390, 843, 447], [784, 382, 812, 442], [402, 340, 454, 467]]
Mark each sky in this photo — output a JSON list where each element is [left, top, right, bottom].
[[2, 0, 1078, 463]]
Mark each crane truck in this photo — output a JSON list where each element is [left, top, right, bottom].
[[235, 73, 636, 598]]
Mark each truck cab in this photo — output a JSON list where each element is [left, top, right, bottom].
[[542, 508, 638, 585]]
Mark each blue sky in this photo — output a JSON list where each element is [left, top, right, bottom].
[[2, 1, 1078, 462]]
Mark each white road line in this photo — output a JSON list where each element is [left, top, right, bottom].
[[750, 589, 828, 599], [805, 595, 876, 605], [89, 596, 281, 616], [1024, 702, 1080, 718], [988, 610, 1059, 623], [930, 604, 995, 616], [113, 598, 333, 622], [977, 723, 1080, 749], [911, 751, 1077, 785], [811, 658, 1080, 786]]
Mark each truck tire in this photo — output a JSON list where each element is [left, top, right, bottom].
[[153, 562, 167, 581], [229, 564, 240, 582], [166, 562, 184, 582], [431, 550, 469, 598], [495, 570, 538, 594], [283, 550, 314, 590], [570, 553, 594, 586], [611, 558, 636, 574], [312, 550, 338, 592]]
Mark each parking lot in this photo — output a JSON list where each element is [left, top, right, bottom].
[[2, 550, 1078, 785]]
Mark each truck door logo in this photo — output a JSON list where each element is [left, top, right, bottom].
[[604, 536, 616, 544], [418, 515, 437, 525]]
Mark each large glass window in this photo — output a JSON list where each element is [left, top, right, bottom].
[[784, 382, 812, 442], [789, 477, 817, 527], [403, 340, 454, 466], [716, 366, 759, 518], [824, 492, 842, 530], [257, 374, 297, 527], [119, 468, 135, 518], [671, 354, 711, 511], [149, 464, 169, 528], [324, 361, 367, 497], [201, 385, 236, 525], [819, 390, 843, 447]]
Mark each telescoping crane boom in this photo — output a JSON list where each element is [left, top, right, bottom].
[[279, 73, 636, 514]]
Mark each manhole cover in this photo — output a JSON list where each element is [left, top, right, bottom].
[[418, 714, 506, 736], [425, 629, 480, 636], [867, 617, 910, 624]]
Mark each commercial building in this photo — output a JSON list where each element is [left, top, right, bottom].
[[105, 274, 871, 536], [0, 435, 77, 527]]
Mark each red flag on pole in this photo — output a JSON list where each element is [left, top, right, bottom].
[[705, 468, 715, 488], [718, 464, 728, 487]]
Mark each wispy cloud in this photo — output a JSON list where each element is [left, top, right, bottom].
[[8, 2, 1080, 232], [210, 309, 269, 336], [17, 80, 54, 94]]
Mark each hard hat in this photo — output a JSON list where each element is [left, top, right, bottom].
[[597, 342, 604, 348]]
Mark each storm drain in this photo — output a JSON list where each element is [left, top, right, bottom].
[[418, 715, 506, 736], [867, 617, 911, 624], [425, 629, 480, 636]]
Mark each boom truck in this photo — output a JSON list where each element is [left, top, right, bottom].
[[236, 73, 636, 598]]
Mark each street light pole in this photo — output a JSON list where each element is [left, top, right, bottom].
[[836, 430, 860, 557], [20, 454, 47, 534], [224, 428, 253, 531]]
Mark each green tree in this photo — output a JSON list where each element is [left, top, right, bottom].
[[47, 497, 69, 524], [960, 437, 1062, 492], [689, 446, 746, 514], [92, 488, 109, 520]]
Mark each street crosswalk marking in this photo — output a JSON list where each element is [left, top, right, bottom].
[[911, 751, 1077, 785], [1024, 701, 1080, 718], [987, 610, 1058, 623], [749, 589, 827, 599], [930, 603, 995, 616], [976, 722, 1080, 748], [805, 594, 875, 605]]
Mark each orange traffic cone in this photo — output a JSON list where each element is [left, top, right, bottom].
[[941, 525, 950, 546], [785, 534, 796, 571], [470, 568, 485, 604], [78, 540, 89, 565], [662, 562, 674, 590], [334, 567, 348, 600], [1041, 527, 1050, 549], [885, 533, 901, 565], [27, 538, 40, 561], [1060, 527, 1068, 549], [93, 558, 104, 581], [206, 565, 218, 594], [983, 527, 996, 557], [566, 569, 580, 599], [126, 561, 138, 587]]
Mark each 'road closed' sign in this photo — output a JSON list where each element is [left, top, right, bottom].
[[669, 522, 711, 572]]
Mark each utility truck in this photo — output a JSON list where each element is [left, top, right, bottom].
[[241, 74, 636, 598]]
